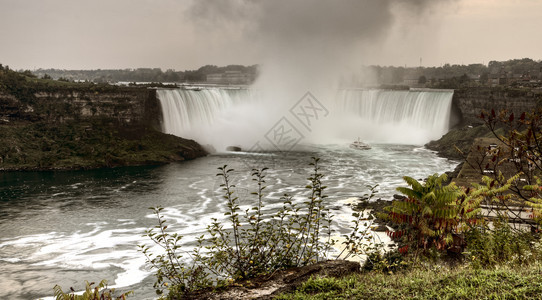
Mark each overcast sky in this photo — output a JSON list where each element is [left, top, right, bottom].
[[0, 0, 541, 71]]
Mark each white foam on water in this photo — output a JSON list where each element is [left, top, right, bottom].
[[1, 221, 153, 299], [1, 133, 459, 299]]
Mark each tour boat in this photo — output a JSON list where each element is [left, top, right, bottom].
[[350, 138, 371, 150]]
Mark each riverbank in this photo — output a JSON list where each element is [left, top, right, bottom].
[[0, 119, 206, 171], [275, 261, 542, 299], [425, 124, 496, 160]]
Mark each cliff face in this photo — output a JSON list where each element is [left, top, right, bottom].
[[428, 87, 542, 160], [0, 87, 206, 171], [452, 87, 542, 125], [0, 87, 161, 129]]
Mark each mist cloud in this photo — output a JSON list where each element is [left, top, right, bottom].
[[187, 0, 455, 48], [185, 0, 458, 149], [187, 0, 456, 92]]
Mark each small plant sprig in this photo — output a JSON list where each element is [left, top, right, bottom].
[[139, 207, 211, 296], [53, 279, 133, 300], [338, 184, 382, 260]]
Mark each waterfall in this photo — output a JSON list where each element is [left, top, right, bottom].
[[157, 88, 257, 141], [157, 87, 454, 149], [333, 89, 454, 144]]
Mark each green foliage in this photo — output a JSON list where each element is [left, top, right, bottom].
[[205, 158, 334, 281], [277, 262, 542, 300], [383, 174, 482, 255], [418, 75, 427, 84], [464, 219, 542, 268], [29, 64, 259, 83], [53, 279, 132, 300], [140, 158, 336, 298], [337, 185, 384, 261], [479, 108, 542, 229], [297, 276, 346, 294], [139, 207, 212, 296], [0, 66, 37, 103], [524, 176, 542, 224], [0, 65, 127, 104], [0, 120, 203, 170], [362, 250, 408, 274]]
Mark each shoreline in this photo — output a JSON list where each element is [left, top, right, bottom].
[[0, 120, 207, 172]]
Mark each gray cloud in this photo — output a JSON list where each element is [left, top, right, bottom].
[[2, 0, 539, 71], [187, 0, 454, 43], [186, 0, 456, 92]]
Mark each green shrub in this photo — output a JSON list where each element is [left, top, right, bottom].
[[478, 108, 542, 230], [362, 249, 408, 274], [464, 219, 542, 268], [382, 174, 482, 257], [337, 184, 382, 261], [138, 207, 212, 296], [140, 157, 338, 298]]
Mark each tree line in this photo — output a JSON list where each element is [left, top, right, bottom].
[[30, 64, 260, 84], [345, 58, 542, 88]]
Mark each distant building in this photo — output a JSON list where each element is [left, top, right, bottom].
[[402, 77, 420, 87], [489, 67, 509, 86], [206, 74, 224, 83], [206, 71, 254, 84], [498, 71, 508, 85]]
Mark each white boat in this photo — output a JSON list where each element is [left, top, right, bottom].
[[350, 138, 371, 150]]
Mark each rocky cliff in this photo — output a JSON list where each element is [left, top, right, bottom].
[[452, 87, 542, 126], [428, 87, 542, 160], [0, 87, 161, 127], [0, 86, 205, 171]]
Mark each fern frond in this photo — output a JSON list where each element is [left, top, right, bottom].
[[396, 187, 422, 200], [402, 176, 424, 192], [53, 285, 69, 300]]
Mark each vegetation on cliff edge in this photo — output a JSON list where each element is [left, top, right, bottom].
[[425, 125, 499, 160], [0, 120, 206, 171]]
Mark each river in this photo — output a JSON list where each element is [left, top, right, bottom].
[[0, 143, 457, 299]]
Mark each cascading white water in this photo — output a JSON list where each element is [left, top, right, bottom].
[[157, 88, 262, 149], [158, 88, 254, 133], [157, 87, 454, 148], [332, 89, 454, 144]]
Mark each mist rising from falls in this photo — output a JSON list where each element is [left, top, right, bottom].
[[158, 88, 454, 150], [182, 0, 458, 150]]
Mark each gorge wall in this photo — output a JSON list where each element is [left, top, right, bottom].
[[2, 84, 541, 170], [427, 87, 542, 160], [0, 87, 161, 128], [452, 87, 542, 126], [4, 86, 541, 136], [4, 86, 539, 132], [0, 87, 205, 171]]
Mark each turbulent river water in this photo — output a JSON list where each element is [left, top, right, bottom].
[[0, 145, 457, 299], [0, 88, 459, 299]]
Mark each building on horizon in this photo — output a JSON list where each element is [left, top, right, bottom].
[[206, 71, 255, 85]]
